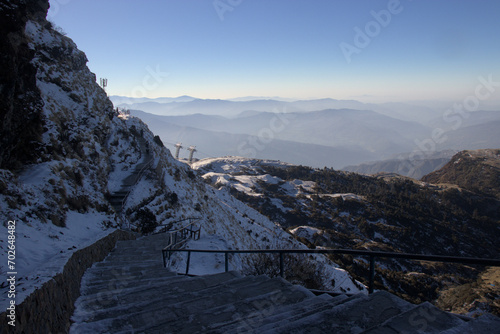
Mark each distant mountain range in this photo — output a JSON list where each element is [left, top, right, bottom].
[[124, 99, 500, 171], [129, 109, 378, 168], [111, 95, 443, 123]]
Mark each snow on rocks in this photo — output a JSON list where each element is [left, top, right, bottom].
[[289, 226, 323, 240]]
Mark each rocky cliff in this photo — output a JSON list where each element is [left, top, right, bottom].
[[0, 0, 47, 170]]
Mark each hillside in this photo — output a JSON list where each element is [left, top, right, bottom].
[[0, 0, 363, 313], [194, 156, 500, 315], [422, 149, 500, 199], [343, 150, 456, 180]]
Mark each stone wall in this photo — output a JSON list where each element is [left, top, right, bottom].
[[0, 229, 137, 334]]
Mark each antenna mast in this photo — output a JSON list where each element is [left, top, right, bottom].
[[100, 78, 108, 93]]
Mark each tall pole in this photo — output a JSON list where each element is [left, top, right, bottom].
[[174, 143, 183, 159], [188, 146, 197, 163]]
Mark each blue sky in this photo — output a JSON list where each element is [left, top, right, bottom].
[[48, 0, 500, 102]]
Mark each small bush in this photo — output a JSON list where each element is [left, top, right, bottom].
[[242, 253, 323, 290], [135, 208, 158, 234]]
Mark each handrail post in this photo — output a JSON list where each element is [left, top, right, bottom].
[[279, 252, 284, 277], [225, 252, 229, 272], [185, 250, 191, 276], [369, 255, 375, 294]]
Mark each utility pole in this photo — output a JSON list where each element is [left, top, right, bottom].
[[188, 146, 197, 163], [174, 143, 183, 159]]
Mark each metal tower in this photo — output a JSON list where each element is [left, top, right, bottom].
[[187, 146, 197, 163], [174, 143, 183, 159]]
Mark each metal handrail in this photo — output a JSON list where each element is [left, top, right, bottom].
[[162, 218, 201, 267], [121, 159, 154, 212], [162, 248, 500, 293]]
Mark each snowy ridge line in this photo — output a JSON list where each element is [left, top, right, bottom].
[[165, 247, 500, 293]]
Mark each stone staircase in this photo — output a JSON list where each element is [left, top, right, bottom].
[[70, 234, 500, 334], [108, 136, 152, 214]]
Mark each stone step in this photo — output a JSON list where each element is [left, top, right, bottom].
[[188, 289, 333, 333], [143, 279, 315, 333], [82, 271, 239, 301], [85, 264, 172, 278], [88, 275, 309, 332], [75, 271, 244, 320], [215, 293, 357, 333], [115, 238, 169, 249], [83, 274, 270, 316], [102, 248, 163, 257], [82, 268, 169, 288], [108, 245, 167, 253], [75, 275, 309, 333], [72, 272, 251, 333], [109, 246, 168, 254], [105, 249, 164, 257], [97, 254, 163, 263], [362, 302, 465, 334], [91, 262, 164, 273], [258, 290, 415, 334], [81, 269, 178, 295], [440, 313, 500, 334]]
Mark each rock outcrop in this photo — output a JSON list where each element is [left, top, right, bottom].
[[0, 0, 48, 169]]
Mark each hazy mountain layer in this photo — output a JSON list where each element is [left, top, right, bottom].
[[129, 105, 500, 172]]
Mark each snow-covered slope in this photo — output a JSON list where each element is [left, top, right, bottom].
[[0, 15, 141, 309]]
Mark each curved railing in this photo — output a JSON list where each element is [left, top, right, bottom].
[[161, 217, 202, 267]]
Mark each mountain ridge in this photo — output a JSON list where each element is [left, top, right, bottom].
[[422, 149, 500, 199]]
